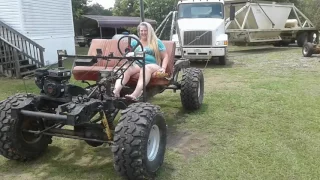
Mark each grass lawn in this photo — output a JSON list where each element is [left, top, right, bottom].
[[1, 45, 320, 179]]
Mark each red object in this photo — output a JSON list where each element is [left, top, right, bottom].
[[72, 39, 176, 87]]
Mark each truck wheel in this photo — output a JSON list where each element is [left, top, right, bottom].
[[180, 68, 204, 110], [218, 56, 227, 65], [0, 94, 52, 161], [308, 32, 316, 43], [273, 42, 281, 47], [281, 41, 290, 46], [112, 102, 167, 180], [218, 48, 228, 65], [297, 32, 308, 47], [302, 42, 314, 57]]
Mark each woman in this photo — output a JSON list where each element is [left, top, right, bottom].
[[113, 22, 169, 100]]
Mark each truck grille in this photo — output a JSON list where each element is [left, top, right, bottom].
[[183, 31, 212, 46]]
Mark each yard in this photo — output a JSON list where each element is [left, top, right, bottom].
[[1, 45, 320, 179]]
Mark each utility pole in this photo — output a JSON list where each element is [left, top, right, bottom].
[[140, 0, 145, 22]]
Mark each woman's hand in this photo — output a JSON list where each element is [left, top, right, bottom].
[[158, 67, 166, 73], [160, 49, 169, 73]]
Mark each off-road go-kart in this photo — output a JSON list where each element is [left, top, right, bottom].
[[0, 35, 204, 179], [302, 42, 320, 57]]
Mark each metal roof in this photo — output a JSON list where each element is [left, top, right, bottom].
[[82, 15, 157, 28]]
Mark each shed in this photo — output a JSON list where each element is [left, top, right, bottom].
[[74, 15, 157, 47], [82, 15, 157, 28]]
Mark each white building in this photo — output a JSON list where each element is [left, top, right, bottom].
[[0, 0, 75, 77]]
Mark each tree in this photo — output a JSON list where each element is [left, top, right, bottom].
[[73, 1, 114, 36], [144, 0, 176, 23], [112, 0, 144, 34], [72, 0, 91, 20], [113, 0, 176, 20], [144, 0, 176, 39], [85, 3, 113, 16], [298, 0, 320, 29], [113, 0, 139, 17], [112, 0, 176, 37]]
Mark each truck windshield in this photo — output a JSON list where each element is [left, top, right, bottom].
[[178, 3, 224, 19]]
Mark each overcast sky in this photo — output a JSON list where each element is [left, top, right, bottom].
[[90, 0, 115, 8]]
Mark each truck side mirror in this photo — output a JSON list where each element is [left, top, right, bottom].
[[230, 5, 235, 21]]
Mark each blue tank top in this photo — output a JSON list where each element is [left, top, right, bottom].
[[130, 39, 166, 66]]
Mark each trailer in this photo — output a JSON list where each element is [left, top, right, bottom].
[[156, 0, 319, 64], [224, 0, 318, 46]]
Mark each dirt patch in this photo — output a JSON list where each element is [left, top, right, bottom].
[[167, 130, 211, 160]]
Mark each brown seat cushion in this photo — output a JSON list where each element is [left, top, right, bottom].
[[72, 38, 176, 87], [73, 39, 111, 81]]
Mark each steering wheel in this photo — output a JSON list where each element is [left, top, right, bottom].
[[117, 35, 144, 57]]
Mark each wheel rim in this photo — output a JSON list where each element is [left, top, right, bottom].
[[21, 118, 43, 144], [303, 46, 308, 55], [147, 124, 160, 161]]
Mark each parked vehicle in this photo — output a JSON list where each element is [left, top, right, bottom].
[[0, 36, 204, 180], [156, 0, 319, 65]]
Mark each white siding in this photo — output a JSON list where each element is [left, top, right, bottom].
[[33, 37, 75, 65], [0, 0, 23, 33], [0, 0, 75, 66], [21, 0, 74, 38], [20, 0, 75, 65]]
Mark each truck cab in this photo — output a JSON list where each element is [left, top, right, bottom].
[[172, 0, 230, 64]]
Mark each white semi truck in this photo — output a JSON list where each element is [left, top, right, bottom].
[[156, 0, 319, 65]]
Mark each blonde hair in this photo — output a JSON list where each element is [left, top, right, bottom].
[[137, 22, 161, 65]]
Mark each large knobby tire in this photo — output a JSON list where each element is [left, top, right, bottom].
[[0, 94, 52, 161], [180, 68, 204, 111], [112, 102, 167, 180], [302, 42, 314, 57]]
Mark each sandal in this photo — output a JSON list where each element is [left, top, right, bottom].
[[113, 90, 120, 98], [124, 94, 139, 101]]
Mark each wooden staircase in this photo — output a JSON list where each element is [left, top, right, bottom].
[[0, 21, 45, 78]]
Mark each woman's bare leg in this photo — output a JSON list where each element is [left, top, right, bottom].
[[127, 64, 161, 98], [113, 65, 140, 97]]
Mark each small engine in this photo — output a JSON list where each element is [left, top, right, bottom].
[[35, 67, 72, 98]]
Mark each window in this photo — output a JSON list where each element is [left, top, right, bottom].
[[178, 3, 224, 19]]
